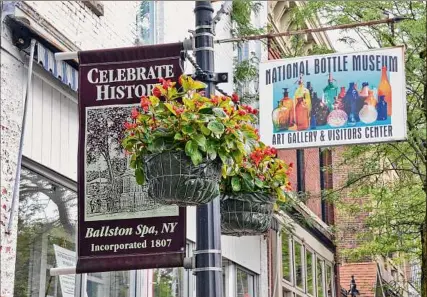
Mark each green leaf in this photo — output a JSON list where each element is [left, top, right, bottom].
[[174, 133, 184, 140], [182, 125, 196, 135], [231, 150, 243, 164], [192, 81, 207, 90], [212, 107, 228, 119], [183, 98, 195, 109], [231, 176, 241, 192], [149, 96, 160, 107], [207, 121, 225, 134], [185, 140, 198, 157], [199, 108, 213, 115], [199, 124, 211, 136], [135, 168, 145, 185], [192, 133, 207, 150], [147, 138, 166, 153], [190, 149, 203, 165], [182, 111, 196, 121], [164, 103, 177, 115], [207, 149, 217, 161], [254, 178, 264, 189]]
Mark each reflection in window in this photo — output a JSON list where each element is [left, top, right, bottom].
[[306, 251, 314, 296], [137, 1, 155, 45], [14, 168, 77, 297], [152, 268, 184, 297], [325, 265, 333, 297], [236, 268, 255, 297], [294, 242, 303, 289], [87, 271, 130, 297], [282, 232, 292, 282], [317, 259, 325, 297]]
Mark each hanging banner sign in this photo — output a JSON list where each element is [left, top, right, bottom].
[[77, 43, 186, 273], [259, 46, 406, 149]]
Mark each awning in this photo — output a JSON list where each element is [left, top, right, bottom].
[[36, 42, 78, 92]]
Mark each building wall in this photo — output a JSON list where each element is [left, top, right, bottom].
[[0, 2, 137, 296]]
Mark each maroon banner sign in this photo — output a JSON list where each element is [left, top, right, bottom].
[[77, 43, 186, 273]]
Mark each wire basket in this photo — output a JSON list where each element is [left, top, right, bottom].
[[144, 151, 221, 206], [220, 192, 274, 236]]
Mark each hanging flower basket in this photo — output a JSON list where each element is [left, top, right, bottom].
[[220, 192, 274, 236], [144, 150, 221, 206], [121, 75, 260, 207], [220, 144, 292, 236]]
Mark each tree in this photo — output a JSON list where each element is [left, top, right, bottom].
[[86, 106, 131, 191], [294, 2, 426, 296]]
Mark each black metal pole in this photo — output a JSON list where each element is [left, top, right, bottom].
[[194, 2, 223, 297]]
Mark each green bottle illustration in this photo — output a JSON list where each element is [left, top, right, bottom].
[[323, 73, 338, 111]]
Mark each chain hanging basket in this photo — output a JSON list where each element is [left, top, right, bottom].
[[220, 192, 274, 236], [144, 150, 221, 206]]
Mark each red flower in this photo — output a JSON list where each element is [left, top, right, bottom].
[[211, 96, 219, 105], [289, 162, 294, 168], [131, 107, 140, 119], [124, 122, 137, 130], [238, 109, 247, 116], [140, 96, 151, 112], [173, 106, 184, 115], [152, 87, 162, 98], [178, 75, 183, 85], [252, 108, 259, 115], [231, 93, 239, 103], [258, 175, 265, 181]]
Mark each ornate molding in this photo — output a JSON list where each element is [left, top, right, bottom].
[[82, 1, 104, 17]]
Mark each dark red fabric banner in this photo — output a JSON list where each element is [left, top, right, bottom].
[[77, 43, 186, 273]]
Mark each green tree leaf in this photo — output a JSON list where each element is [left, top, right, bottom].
[[231, 176, 241, 192]]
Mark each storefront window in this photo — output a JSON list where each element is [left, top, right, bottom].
[[14, 168, 77, 297], [306, 251, 314, 296], [294, 241, 304, 290], [325, 264, 333, 297], [282, 231, 292, 282], [317, 258, 325, 297], [87, 271, 131, 297], [236, 268, 255, 297], [152, 268, 184, 297]]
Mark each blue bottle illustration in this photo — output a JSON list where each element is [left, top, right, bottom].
[[376, 95, 388, 121], [344, 82, 360, 122]]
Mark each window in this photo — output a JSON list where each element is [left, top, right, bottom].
[[306, 251, 315, 296], [138, 1, 156, 45], [236, 268, 255, 297], [152, 268, 185, 297], [317, 258, 325, 297], [325, 264, 333, 297], [320, 149, 334, 225], [294, 241, 304, 290], [282, 231, 292, 283], [14, 168, 77, 297]]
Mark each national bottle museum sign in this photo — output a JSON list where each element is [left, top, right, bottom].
[[259, 46, 407, 149], [77, 43, 186, 273]]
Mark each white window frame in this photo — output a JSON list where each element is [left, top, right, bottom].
[[293, 238, 305, 294], [305, 247, 316, 297], [223, 260, 258, 297], [281, 231, 294, 286]]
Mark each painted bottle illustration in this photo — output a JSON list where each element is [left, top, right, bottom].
[[364, 90, 377, 106], [376, 95, 388, 121], [359, 90, 378, 124], [344, 82, 360, 122], [314, 93, 330, 126], [328, 100, 348, 127], [295, 97, 310, 130], [378, 66, 392, 116], [310, 91, 319, 128], [359, 82, 369, 98], [323, 73, 338, 110], [272, 88, 294, 130], [307, 81, 314, 102], [294, 75, 312, 114], [335, 87, 346, 110]]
